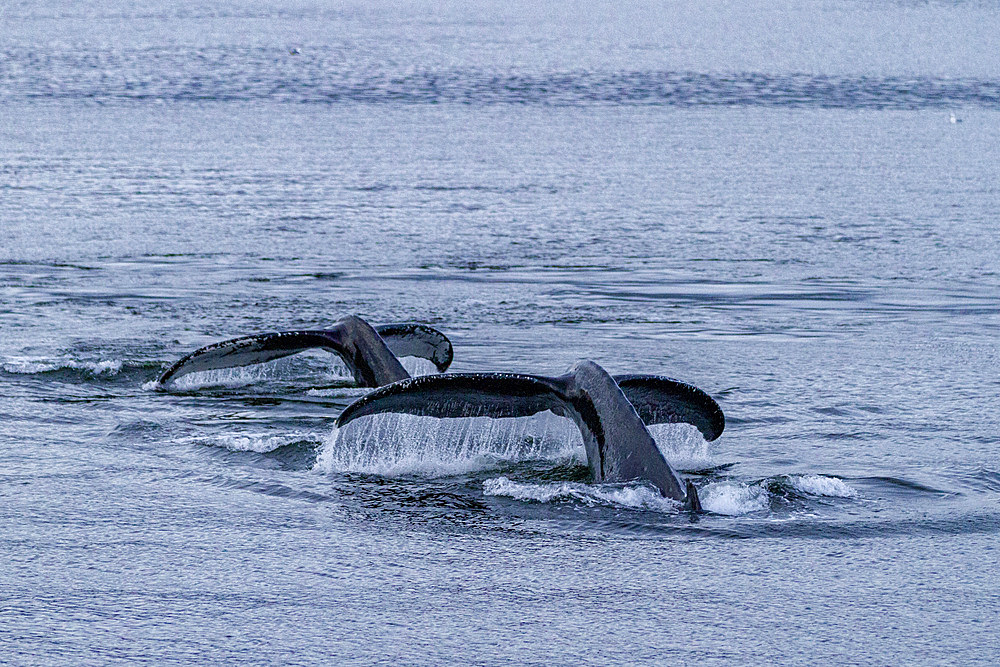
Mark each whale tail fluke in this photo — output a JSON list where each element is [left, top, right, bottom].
[[337, 372, 566, 425], [374, 323, 453, 373], [613, 374, 725, 441], [157, 330, 341, 386], [336, 363, 723, 504], [157, 317, 451, 387]]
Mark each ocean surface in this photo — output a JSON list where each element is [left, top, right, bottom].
[[2, 0, 1000, 663]]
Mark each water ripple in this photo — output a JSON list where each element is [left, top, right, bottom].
[[3, 49, 999, 109]]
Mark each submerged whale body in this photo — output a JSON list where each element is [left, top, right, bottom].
[[337, 359, 724, 507], [157, 315, 453, 387]]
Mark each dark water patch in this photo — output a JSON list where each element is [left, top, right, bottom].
[[726, 415, 791, 425], [819, 430, 880, 441], [46, 394, 120, 404], [960, 467, 1000, 493], [814, 406, 853, 417], [488, 458, 593, 484], [863, 475, 952, 496], [139, 252, 229, 260], [680, 512, 1000, 540], [262, 440, 322, 471], [349, 183, 398, 193], [333, 475, 492, 518], [0, 260, 100, 271], [197, 474, 336, 503], [680, 462, 739, 476], [447, 260, 513, 272], [3, 48, 1000, 109], [108, 419, 164, 440], [203, 439, 323, 472]]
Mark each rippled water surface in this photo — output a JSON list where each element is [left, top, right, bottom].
[[3, 1, 1000, 664]]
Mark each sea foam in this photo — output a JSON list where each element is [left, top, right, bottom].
[[2, 356, 123, 376], [788, 474, 857, 498], [482, 476, 681, 512]]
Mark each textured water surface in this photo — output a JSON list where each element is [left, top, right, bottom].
[[2, 0, 1000, 664]]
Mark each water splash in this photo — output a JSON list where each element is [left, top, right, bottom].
[[151, 351, 440, 391], [700, 475, 859, 515], [182, 431, 322, 454], [399, 357, 440, 377], [481, 474, 861, 516], [314, 413, 583, 477], [2, 356, 123, 377], [154, 353, 346, 390], [787, 474, 857, 498], [699, 481, 771, 515], [483, 476, 681, 512], [314, 412, 717, 478], [648, 423, 713, 470]]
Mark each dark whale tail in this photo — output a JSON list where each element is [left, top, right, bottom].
[[157, 316, 452, 387], [613, 374, 725, 441], [373, 323, 453, 373], [337, 360, 723, 503]]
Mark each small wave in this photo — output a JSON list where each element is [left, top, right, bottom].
[[788, 474, 857, 498], [699, 481, 771, 515], [2, 356, 123, 377], [485, 474, 858, 515], [314, 414, 583, 477], [182, 431, 322, 454], [483, 476, 681, 512], [700, 475, 859, 515]]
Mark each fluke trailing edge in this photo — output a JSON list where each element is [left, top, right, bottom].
[[157, 316, 453, 387], [337, 359, 724, 506]]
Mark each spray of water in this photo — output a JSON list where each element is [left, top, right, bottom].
[[315, 413, 583, 477], [146, 352, 441, 391], [3, 356, 123, 376]]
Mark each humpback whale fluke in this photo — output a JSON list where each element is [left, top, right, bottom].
[[373, 323, 453, 373], [157, 316, 452, 387], [613, 374, 725, 441], [337, 360, 723, 506]]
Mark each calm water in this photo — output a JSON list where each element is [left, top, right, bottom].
[[2, 1, 1000, 664]]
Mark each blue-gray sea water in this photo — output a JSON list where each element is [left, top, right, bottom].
[[2, 1, 1000, 663]]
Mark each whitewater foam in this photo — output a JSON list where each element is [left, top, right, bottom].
[[482, 476, 682, 512], [699, 481, 771, 515], [2, 356, 123, 377], [788, 474, 857, 498], [698, 475, 858, 515], [181, 431, 321, 453]]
